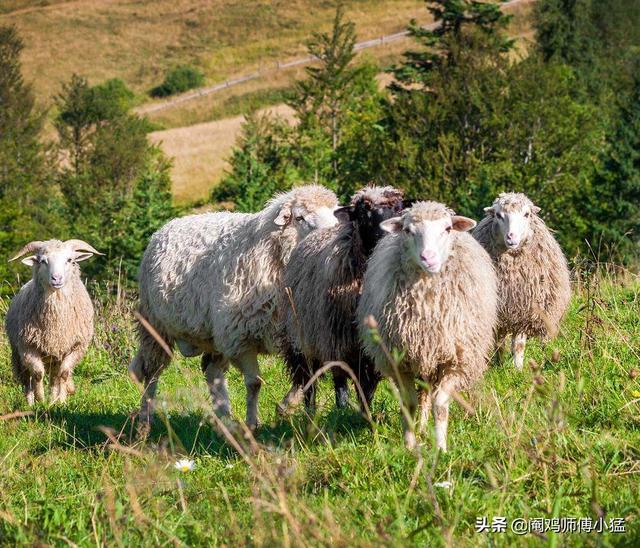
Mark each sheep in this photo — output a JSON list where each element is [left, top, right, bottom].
[[129, 184, 340, 431], [278, 186, 405, 416], [5, 239, 101, 405], [473, 192, 571, 369], [357, 202, 497, 451]]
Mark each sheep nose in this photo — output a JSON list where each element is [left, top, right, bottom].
[[507, 232, 515, 240], [50, 274, 62, 284], [420, 250, 436, 264]]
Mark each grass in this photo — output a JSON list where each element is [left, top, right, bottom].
[[1, 0, 430, 102], [1, 270, 639, 545]]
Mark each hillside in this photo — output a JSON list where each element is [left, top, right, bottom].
[[0, 0, 429, 101]]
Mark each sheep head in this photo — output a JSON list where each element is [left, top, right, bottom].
[[272, 184, 339, 236], [483, 192, 540, 251], [9, 239, 102, 291], [380, 201, 476, 275], [334, 185, 405, 255]]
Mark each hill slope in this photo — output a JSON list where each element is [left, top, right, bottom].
[[1, 0, 428, 101]]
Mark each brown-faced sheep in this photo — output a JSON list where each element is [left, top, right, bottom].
[[357, 202, 497, 451], [6, 240, 101, 404], [129, 185, 339, 431], [473, 192, 571, 369], [279, 186, 405, 415]]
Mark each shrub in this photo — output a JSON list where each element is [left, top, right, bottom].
[[150, 65, 204, 98]]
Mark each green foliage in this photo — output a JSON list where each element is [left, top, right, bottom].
[[150, 65, 205, 98], [214, 7, 384, 210], [0, 25, 66, 291], [55, 74, 175, 284], [212, 114, 301, 212]]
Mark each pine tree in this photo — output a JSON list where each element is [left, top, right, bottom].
[[0, 25, 65, 290], [289, 4, 378, 178]]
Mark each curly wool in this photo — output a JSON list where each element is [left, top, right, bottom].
[[6, 244, 94, 375], [135, 185, 339, 371], [473, 194, 571, 339], [357, 202, 497, 388], [283, 186, 404, 364]]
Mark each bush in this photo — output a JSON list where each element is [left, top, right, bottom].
[[150, 65, 204, 98]]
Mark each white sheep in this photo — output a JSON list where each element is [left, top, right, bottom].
[[473, 192, 571, 369], [357, 202, 497, 451], [129, 185, 340, 431], [6, 239, 101, 404]]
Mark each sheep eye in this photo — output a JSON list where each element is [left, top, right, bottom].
[[445, 226, 452, 233], [295, 216, 304, 222], [497, 212, 505, 220], [67, 258, 73, 263], [524, 212, 530, 218]]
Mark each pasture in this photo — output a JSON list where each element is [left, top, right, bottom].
[[0, 274, 638, 545]]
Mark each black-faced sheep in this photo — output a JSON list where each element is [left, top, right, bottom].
[[357, 202, 497, 451], [6, 239, 101, 404], [129, 185, 340, 431], [473, 192, 571, 369], [278, 186, 405, 415]]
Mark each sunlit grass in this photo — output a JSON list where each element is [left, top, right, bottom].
[[0, 271, 638, 544]]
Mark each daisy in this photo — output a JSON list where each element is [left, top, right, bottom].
[[174, 459, 195, 473]]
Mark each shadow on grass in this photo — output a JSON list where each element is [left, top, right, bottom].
[[28, 396, 374, 461]]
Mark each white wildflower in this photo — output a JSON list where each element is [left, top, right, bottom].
[[174, 459, 195, 473]]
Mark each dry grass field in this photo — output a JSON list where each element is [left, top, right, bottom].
[[1, 0, 430, 101], [150, 104, 295, 203], [1, 0, 536, 203]]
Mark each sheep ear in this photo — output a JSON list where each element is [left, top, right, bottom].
[[532, 206, 541, 214], [274, 206, 291, 226], [21, 255, 37, 266], [451, 216, 477, 232], [74, 252, 94, 262], [380, 217, 403, 233], [483, 206, 495, 216], [333, 206, 353, 224]]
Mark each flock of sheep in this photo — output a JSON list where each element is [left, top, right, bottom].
[[5, 184, 571, 451]]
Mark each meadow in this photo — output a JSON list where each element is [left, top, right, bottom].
[[0, 270, 638, 545]]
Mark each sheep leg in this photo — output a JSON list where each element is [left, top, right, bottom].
[[432, 387, 451, 452], [417, 388, 431, 434], [511, 333, 527, 370], [129, 324, 173, 430], [51, 347, 84, 404], [396, 371, 418, 449], [304, 358, 320, 416], [277, 347, 309, 417], [494, 334, 506, 366], [202, 353, 231, 418], [332, 369, 349, 409], [357, 357, 381, 412], [233, 351, 262, 431], [22, 351, 45, 405]]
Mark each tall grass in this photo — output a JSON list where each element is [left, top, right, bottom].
[[0, 268, 638, 544]]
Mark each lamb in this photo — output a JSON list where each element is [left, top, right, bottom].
[[278, 186, 406, 416], [473, 192, 571, 369], [5, 239, 101, 405], [357, 202, 497, 451], [129, 184, 340, 431]]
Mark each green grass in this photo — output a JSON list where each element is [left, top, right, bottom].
[[1, 275, 639, 545]]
